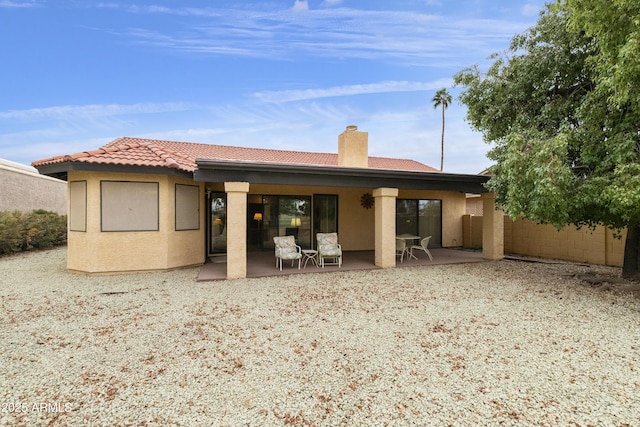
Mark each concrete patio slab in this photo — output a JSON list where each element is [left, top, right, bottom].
[[197, 248, 485, 281]]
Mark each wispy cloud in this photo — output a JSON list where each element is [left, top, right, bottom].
[[0, 0, 41, 7], [95, 3, 222, 17], [0, 102, 201, 163], [254, 79, 452, 103], [88, 4, 532, 66], [321, 0, 343, 6], [291, 0, 309, 12], [0, 102, 197, 122]]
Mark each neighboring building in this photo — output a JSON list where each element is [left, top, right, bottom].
[[0, 158, 66, 214], [33, 126, 500, 278]]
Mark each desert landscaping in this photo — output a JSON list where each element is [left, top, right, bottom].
[[1, 247, 640, 426]]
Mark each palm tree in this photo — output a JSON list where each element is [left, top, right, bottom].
[[432, 88, 452, 171]]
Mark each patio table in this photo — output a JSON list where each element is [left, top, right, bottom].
[[301, 249, 319, 268], [396, 234, 420, 260]]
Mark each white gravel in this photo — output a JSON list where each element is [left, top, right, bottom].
[[1, 247, 640, 426]]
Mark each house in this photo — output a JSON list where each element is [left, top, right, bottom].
[[32, 126, 502, 278], [0, 158, 66, 214]]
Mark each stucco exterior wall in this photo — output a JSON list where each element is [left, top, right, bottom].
[[481, 193, 504, 260], [0, 159, 66, 214], [166, 178, 206, 270], [66, 171, 469, 274], [338, 127, 369, 168], [338, 187, 376, 250], [373, 187, 399, 268], [224, 182, 249, 279], [67, 171, 205, 273], [465, 195, 483, 215]]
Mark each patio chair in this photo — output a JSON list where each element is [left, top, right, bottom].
[[316, 232, 342, 268], [396, 238, 408, 263], [273, 235, 302, 271], [409, 236, 433, 261]]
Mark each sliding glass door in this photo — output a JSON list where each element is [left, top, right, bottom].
[[313, 194, 338, 248], [258, 195, 312, 250], [209, 192, 337, 254], [208, 192, 227, 255], [397, 199, 442, 246]]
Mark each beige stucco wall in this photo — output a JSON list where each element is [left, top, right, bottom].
[[481, 192, 504, 260], [505, 217, 625, 267], [338, 187, 376, 250], [338, 127, 369, 168], [373, 187, 399, 268], [463, 214, 625, 267], [466, 195, 483, 215], [1, 159, 66, 214], [224, 181, 249, 279], [67, 171, 205, 273]]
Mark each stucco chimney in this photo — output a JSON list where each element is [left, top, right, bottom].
[[338, 125, 369, 168]]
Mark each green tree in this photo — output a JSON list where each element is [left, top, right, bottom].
[[432, 88, 452, 171], [563, 0, 640, 109], [454, 2, 640, 278], [562, 0, 640, 277]]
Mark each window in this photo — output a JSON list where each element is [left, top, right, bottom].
[[69, 180, 87, 232], [101, 181, 159, 232], [175, 184, 200, 231]]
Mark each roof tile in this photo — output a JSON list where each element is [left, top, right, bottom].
[[33, 136, 439, 174]]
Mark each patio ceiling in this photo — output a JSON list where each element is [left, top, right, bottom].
[[195, 159, 489, 194]]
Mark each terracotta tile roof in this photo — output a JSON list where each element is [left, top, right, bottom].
[[32, 136, 439, 173], [33, 138, 196, 172]]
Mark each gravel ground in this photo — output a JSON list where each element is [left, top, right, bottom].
[[1, 247, 640, 426]]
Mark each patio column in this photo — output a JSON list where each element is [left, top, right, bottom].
[[373, 187, 399, 268], [482, 192, 504, 260], [225, 182, 250, 279]]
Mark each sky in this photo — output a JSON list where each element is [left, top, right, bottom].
[[0, 0, 548, 174]]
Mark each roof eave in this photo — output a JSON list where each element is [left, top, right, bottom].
[[33, 161, 194, 181], [195, 159, 489, 193]]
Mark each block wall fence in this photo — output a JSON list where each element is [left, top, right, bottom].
[[463, 214, 625, 267], [0, 159, 66, 215]]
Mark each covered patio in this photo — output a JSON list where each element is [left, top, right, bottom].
[[197, 247, 485, 281]]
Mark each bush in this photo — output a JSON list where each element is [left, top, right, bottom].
[[0, 210, 67, 255], [0, 211, 26, 254]]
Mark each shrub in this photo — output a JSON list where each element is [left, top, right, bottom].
[[23, 210, 67, 250], [0, 211, 26, 254], [0, 210, 67, 255]]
